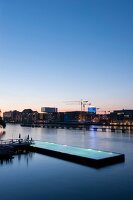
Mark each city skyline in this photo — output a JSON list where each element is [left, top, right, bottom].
[[0, 0, 133, 112], [1, 104, 133, 115]]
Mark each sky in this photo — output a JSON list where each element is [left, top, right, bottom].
[[0, 0, 133, 113]]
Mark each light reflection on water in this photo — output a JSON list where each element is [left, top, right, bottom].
[[0, 124, 133, 200]]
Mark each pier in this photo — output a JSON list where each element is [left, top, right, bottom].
[[0, 139, 32, 159], [21, 123, 133, 133]]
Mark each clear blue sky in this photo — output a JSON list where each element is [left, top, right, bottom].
[[0, 0, 133, 112]]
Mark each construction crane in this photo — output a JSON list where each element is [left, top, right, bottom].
[[64, 99, 91, 112], [82, 100, 91, 111]]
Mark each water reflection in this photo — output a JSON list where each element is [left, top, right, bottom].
[[0, 152, 34, 166], [0, 158, 13, 165], [17, 152, 34, 166]]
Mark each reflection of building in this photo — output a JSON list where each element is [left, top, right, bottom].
[[110, 110, 133, 125]]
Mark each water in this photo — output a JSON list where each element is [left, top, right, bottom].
[[0, 124, 133, 200]]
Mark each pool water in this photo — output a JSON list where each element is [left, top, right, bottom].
[[32, 140, 121, 160]]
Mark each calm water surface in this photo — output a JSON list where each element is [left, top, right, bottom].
[[0, 124, 133, 200]]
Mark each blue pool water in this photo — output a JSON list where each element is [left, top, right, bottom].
[[32, 140, 121, 159]]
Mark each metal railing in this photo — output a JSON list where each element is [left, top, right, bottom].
[[0, 139, 33, 145]]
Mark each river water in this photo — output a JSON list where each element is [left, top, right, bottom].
[[0, 124, 133, 200]]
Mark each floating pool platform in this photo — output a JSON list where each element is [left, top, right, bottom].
[[30, 141, 125, 168]]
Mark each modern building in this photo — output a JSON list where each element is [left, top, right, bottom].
[[41, 107, 58, 113], [88, 107, 97, 114], [43, 112, 64, 123], [64, 111, 91, 123], [110, 110, 133, 125]]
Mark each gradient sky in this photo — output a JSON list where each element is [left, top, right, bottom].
[[0, 0, 133, 112]]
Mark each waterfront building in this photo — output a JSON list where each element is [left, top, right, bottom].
[[3, 111, 12, 122], [43, 112, 64, 123], [92, 114, 110, 124], [32, 111, 39, 124], [64, 111, 91, 123], [110, 110, 133, 125], [88, 107, 97, 114], [4, 108, 133, 126], [38, 113, 45, 121], [21, 109, 34, 124], [3, 110, 22, 123], [41, 107, 58, 113]]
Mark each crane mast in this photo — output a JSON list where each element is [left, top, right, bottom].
[[64, 99, 91, 112]]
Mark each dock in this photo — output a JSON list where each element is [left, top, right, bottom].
[[21, 123, 133, 133], [0, 139, 32, 160], [30, 141, 125, 168]]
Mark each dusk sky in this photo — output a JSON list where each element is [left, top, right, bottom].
[[0, 0, 133, 112]]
